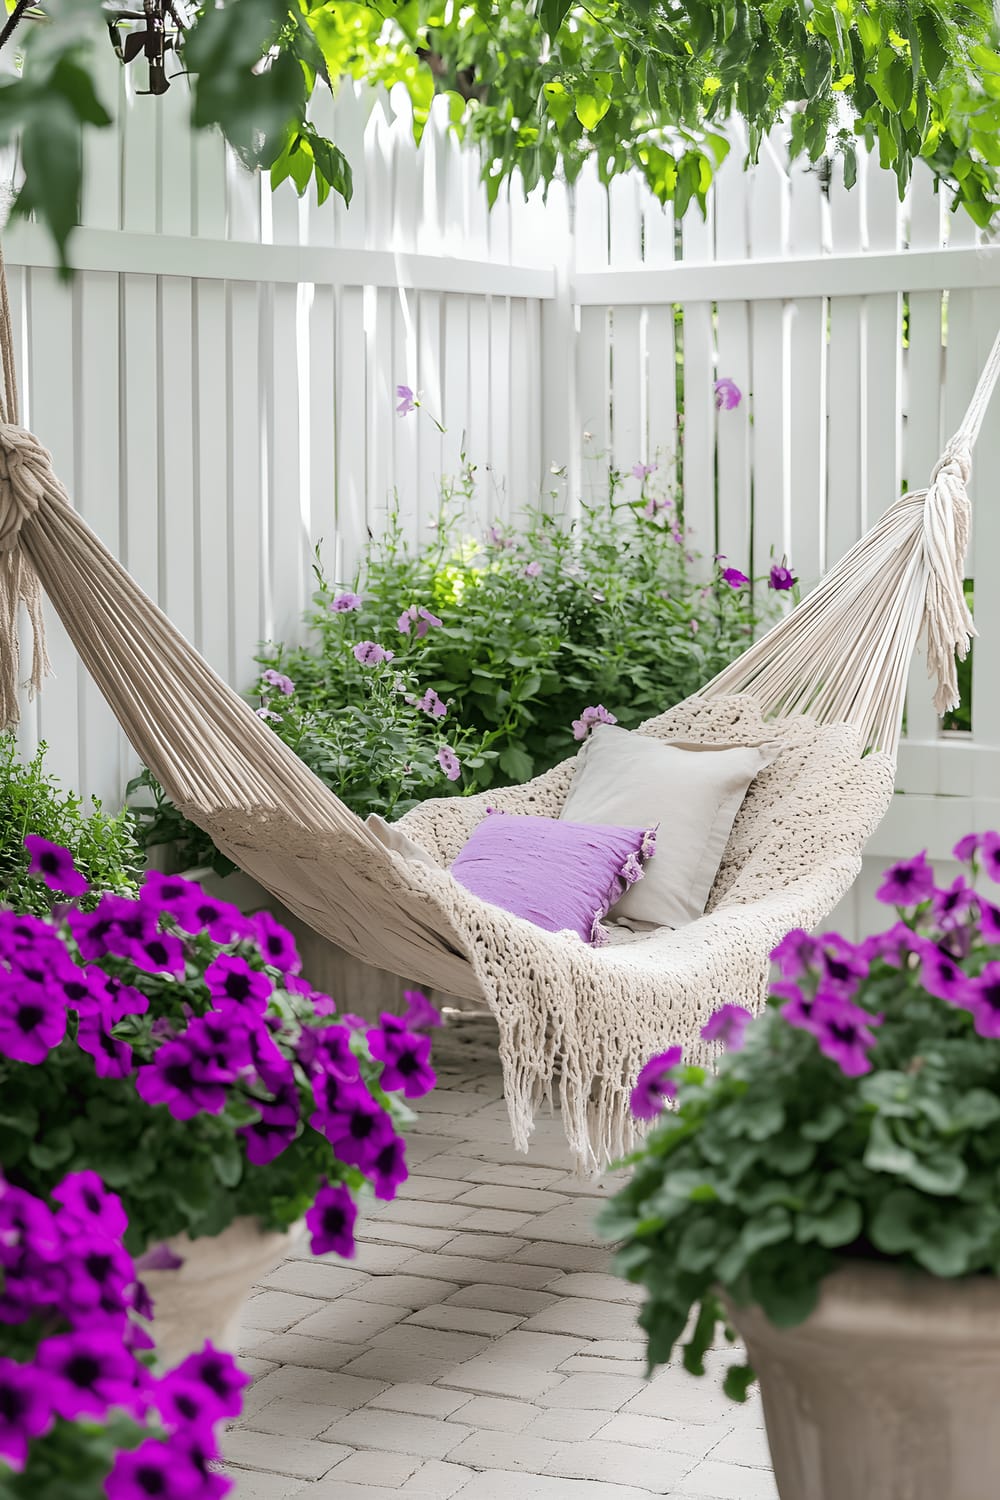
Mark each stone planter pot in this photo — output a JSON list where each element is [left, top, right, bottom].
[[724, 1259, 1000, 1500], [141, 1216, 300, 1367]]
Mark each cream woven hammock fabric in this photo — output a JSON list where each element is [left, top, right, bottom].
[[1, 239, 997, 1170]]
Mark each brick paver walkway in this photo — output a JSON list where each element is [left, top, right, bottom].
[[226, 1012, 778, 1500]]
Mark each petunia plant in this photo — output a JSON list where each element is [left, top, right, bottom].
[[601, 832, 1000, 1402], [0, 841, 439, 1259], [0, 1169, 247, 1498]]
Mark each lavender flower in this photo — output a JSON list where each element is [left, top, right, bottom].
[[437, 746, 461, 782], [630, 1046, 683, 1120], [524, 561, 542, 579], [261, 668, 295, 696], [23, 836, 89, 899], [330, 591, 363, 612], [396, 384, 416, 415], [714, 377, 742, 410], [572, 704, 618, 741], [631, 461, 657, 480], [352, 641, 395, 666], [256, 706, 282, 722]]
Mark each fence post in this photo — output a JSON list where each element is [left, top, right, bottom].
[[538, 181, 576, 515]]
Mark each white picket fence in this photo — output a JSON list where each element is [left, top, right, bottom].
[[6, 60, 1000, 937]]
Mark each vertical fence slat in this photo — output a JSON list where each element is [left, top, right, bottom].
[[970, 289, 1000, 747], [862, 162, 902, 533], [611, 304, 643, 479], [417, 290, 445, 530], [27, 270, 79, 789], [228, 281, 264, 685], [748, 137, 789, 588], [308, 285, 337, 581], [714, 130, 753, 573], [679, 199, 716, 569], [487, 295, 512, 522], [826, 155, 865, 566], [337, 286, 370, 573], [268, 282, 305, 645], [786, 160, 826, 585], [160, 277, 197, 643], [194, 278, 230, 672], [77, 269, 123, 805], [442, 293, 471, 487]]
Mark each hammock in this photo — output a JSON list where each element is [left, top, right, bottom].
[[1, 241, 997, 1173]]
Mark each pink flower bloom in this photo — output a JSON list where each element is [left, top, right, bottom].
[[255, 706, 282, 722], [631, 462, 657, 480], [714, 377, 742, 410], [953, 833, 981, 864], [721, 567, 749, 588], [416, 688, 447, 719], [572, 705, 617, 741], [437, 746, 461, 782], [331, 591, 363, 612], [352, 641, 395, 666], [524, 561, 542, 578], [398, 606, 443, 638], [700, 1003, 752, 1051], [396, 384, 416, 415], [261, 669, 295, 696]]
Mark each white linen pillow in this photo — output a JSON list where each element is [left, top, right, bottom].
[[559, 724, 781, 928]]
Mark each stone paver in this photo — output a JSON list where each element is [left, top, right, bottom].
[[232, 1013, 773, 1500]]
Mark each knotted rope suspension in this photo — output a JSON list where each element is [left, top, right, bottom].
[[0, 243, 52, 731], [702, 325, 1000, 754]]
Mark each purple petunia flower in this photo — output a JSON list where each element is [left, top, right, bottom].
[[135, 1242, 185, 1273], [51, 1171, 128, 1242], [36, 1328, 141, 1420], [253, 911, 300, 975], [239, 1098, 300, 1165], [858, 922, 919, 969], [324, 1092, 396, 1173], [396, 384, 416, 415], [524, 561, 542, 579], [437, 746, 461, 782], [966, 961, 1000, 1038], [370, 1134, 409, 1199], [982, 831, 1000, 883], [931, 877, 978, 931], [0, 1358, 52, 1470], [135, 1041, 230, 1121], [773, 930, 827, 978], [331, 591, 363, 612], [128, 928, 187, 980], [630, 1046, 683, 1120], [917, 941, 976, 1007], [769, 563, 796, 591], [353, 640, 395, 666], [0, 985, 67, 1064], [23, 835, 90, 899], [700, 1003, 752, 1051], [204, 954, 272, 1014], [368, 1024, 436, 1098], [714, 377, 742, 410], [261, 668, 295, 696], [401, 990, 443, 1030], [572, 704, 618, 742], [809, 994, 882, 1077], [306, 1181, 358, 1258], [169, 1343, 250, 1421], [105, 1437, 211, 1500], [876, 852, 936, 908], [953, 833, 981, 865], [171, 891, 248, 946], [820, 935, 869, 998], [721, 567, 749, 588]]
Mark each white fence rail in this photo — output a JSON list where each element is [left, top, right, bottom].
[[7, 62, 1000, 939]]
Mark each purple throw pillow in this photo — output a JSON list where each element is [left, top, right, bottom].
[[450, 809, 657, 947]]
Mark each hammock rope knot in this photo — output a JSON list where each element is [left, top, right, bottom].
[[0, 422, 53, 731], [0, 423, 52, 550]]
